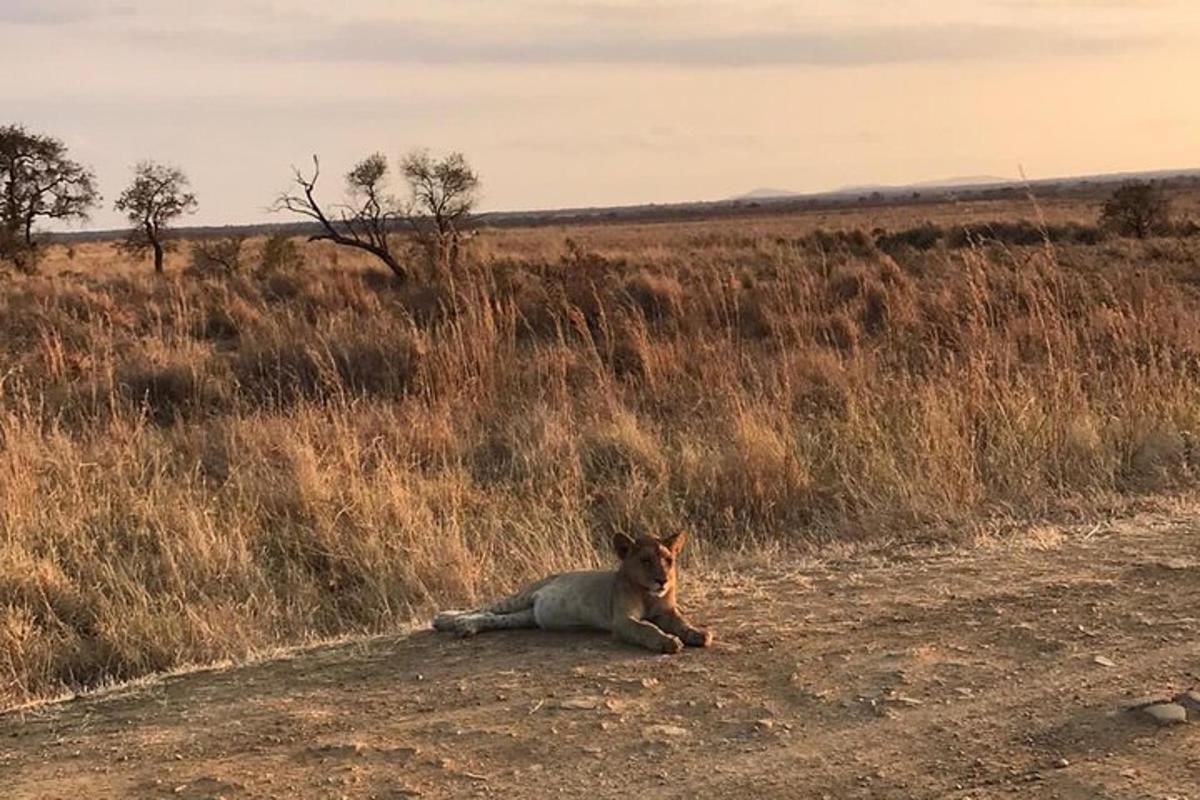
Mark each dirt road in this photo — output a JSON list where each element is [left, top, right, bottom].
[[3, 512, 1198, 799]]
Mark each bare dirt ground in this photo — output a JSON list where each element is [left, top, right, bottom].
[[2, 511, 1198, 800]]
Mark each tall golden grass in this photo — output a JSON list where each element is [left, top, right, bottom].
[[3, 209, 1200, 707]]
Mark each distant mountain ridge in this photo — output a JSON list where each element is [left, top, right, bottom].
[[736, 176, 1012, 201], [734, 168, 1200, 202]]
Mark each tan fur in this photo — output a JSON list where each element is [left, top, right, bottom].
[[432, 532, 713, 654]]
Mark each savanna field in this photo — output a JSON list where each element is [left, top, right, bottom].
[[3, 190, 1200, 709]]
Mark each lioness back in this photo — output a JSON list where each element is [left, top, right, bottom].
[[532, 571, 614, 631]]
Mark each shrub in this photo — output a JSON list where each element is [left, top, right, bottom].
[[188, 236, 246, 277], [875, 223, 944, 253], [260, 233, 303, 272], [1099, 181, 1172, 239]]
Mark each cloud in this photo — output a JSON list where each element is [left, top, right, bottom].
[[4, 1, 1165, 69], [992, 0, 1174, 7], [350, 23, 1151, 65], [0, 0, 132, 24], [129, 18, 1156, 68]]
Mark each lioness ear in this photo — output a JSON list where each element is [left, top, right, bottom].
[[612, 533, 636, 560], [663, 531, 686, 555]]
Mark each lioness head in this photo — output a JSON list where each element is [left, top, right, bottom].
[[613, 532, 686, 598]]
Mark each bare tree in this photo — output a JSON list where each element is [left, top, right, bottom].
[[1099, 181, 1172, 239], [401, 149, 480, 276], [0, 124, 99, 271], [273, 154, 409, 280], [114, 161, 198, 273]]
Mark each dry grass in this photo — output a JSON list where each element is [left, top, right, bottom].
[[3, 196, 1200, 707]]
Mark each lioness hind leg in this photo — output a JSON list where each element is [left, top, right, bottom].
[[436, 608, 537, 637], [483, 576, 555, 614], [478, 608, 537, 631], [433, 610, 471, 632]]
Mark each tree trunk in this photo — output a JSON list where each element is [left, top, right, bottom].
[[309, 231, 407, 282], [381, 252, 407, 281], [145, 221, 164, 273]]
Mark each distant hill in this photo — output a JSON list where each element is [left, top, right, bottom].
[[736, 175, 1014, 201], [737, 188, 800, 200], [735, 170, 1200, 203], [44, 167, 1200, 244], [910, 175, 1013, 189], [835, 175, 1012, 195]]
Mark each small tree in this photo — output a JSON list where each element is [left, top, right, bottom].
[[274, 149, 480, 282], [0, 124, 99, 271], [188, 235, 245, 277], [1099, 181, 1172, 239], [400, 149, 480, 277], [273, 154, 409, 280], [114, 161, 198, 273]]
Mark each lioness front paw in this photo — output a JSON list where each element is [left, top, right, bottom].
[[685, 629, 713, 648], [659, 635, 684, 654]]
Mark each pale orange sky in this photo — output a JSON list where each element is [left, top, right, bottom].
[[3, 0, 1198, 228]]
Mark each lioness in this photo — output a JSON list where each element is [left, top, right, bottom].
[[432, 532, 712, 653]]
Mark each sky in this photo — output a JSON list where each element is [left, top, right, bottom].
[[2, 0, 1198, 229]]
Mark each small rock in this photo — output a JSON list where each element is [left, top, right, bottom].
[[1093, 655, 1116, 668], [557, 697, 602, 710], [754, 719, 775, 732], [1139, 703, 1187, 727], [1173, 690, 1200, 716], [1053, 758, 1070, 769], [643, 724, 689, 739], [1120, 696, 1169, 711]]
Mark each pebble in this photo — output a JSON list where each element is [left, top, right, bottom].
[[1093, 655, 1116, 668], [643, 724, 689, 739], [1139, 703, 1187, 727], [557, 697, 601, 710], [1173, 690, 1200, 716], [1120, 696, 1168, 711]]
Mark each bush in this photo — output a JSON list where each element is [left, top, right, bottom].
[[1099, 181, 1172, 239], [260, 233, 303, 272], [875, 223, 944, 253], [187, 236, 245, 277], [0, 232, 40, 274]]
